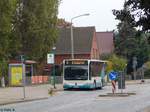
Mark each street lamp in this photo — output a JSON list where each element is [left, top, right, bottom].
[[70, 13, 90, 59]]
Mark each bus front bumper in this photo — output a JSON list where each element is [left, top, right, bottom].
[[63, 83, 94, 89]]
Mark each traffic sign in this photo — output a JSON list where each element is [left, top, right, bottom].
[[109, 71, 118, 81], [20, 55, 26, 63], [47, 53, 54, 64]]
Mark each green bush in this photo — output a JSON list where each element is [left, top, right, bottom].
[[100, 53, 113, 60], [109, 54, 127, 71]]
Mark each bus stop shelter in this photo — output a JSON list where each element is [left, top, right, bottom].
[[9, 60, 37, 86]]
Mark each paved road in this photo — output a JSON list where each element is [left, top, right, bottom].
[[1, 83, 150, 112]]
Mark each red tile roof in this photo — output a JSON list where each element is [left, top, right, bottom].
[[55, 27, 95, 54], [96, 32, 114, 55]]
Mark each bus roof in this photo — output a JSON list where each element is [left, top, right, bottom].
[[63, 59, 108, 63]]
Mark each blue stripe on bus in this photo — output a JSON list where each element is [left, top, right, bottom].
[[63, 83, 101, 89]]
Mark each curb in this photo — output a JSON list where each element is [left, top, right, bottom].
[[48, 87, 64, 92], [0, 97, 48, 106], [53, 88, 64, 92], [98, 92, 136, 97]]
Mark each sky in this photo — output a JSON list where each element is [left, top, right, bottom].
[[58, 0, 124, 32]]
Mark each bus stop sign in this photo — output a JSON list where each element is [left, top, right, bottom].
[[47, 53, 54, 64], [109, 71, 117, 81]]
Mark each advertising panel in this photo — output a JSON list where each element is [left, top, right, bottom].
[[11, 66, 23, 86]]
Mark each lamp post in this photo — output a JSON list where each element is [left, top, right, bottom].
[[70, 13, 90, 59], [52, 47, 56, 89]]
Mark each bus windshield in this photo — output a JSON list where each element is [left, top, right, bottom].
[[64, 66, 88, 80]]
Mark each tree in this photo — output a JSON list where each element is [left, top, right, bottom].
[[0, 0, 17, 60], [113, 1, 137, 57], [100, 53, 113, 60], [0, 0, 17, 82], [57, 18, 71, 28], [108, 54, 127, 72], [126, 0, 150, 32], [113, 1, 150, 74], [14, 0, 60, 61]]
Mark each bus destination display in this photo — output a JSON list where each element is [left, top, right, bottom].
[[65, 60, 88, 65]]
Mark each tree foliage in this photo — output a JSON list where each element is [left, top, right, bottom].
[[108, 54, 127, 71], [0, 0, 17, 60], [113, 1, 150, 73], [14, 0, 60, 61], [100, 53, 113, 60], [0, 0, 60, 80], [57, 18, 71, 28], [0, 0, 17, 80], [113, 2, 137, 57], [126, 0, 150, 32]]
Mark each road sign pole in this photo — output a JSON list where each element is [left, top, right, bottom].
[[53, 64, 56, 89], [47, 50, 56, 89], [20, 55, 26, 100], [22, 62, 26, 100], [121, 72, 123, 93]]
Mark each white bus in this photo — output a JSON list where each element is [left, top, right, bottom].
[[63, 59, 107, 89]]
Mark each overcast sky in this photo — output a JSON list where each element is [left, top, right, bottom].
[[58, 0, 124, 31]]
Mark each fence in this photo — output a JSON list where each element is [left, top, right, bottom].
[[27, 76, 63, 85], [49, 76, 63, 84]]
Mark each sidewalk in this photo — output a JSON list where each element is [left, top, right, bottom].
[[125, 79, 150, 85], [0, 84, 63, 106]]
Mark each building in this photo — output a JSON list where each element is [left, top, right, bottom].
[[96, 32, 114, 56], [54, 26, 99, 65]]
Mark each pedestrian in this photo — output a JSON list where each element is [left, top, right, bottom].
[[109, 71, 118, 94]]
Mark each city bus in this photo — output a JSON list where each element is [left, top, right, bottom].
[[63, 59, 107, 89]]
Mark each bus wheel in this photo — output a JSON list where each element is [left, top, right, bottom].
[[97, 86, 102, 90]]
